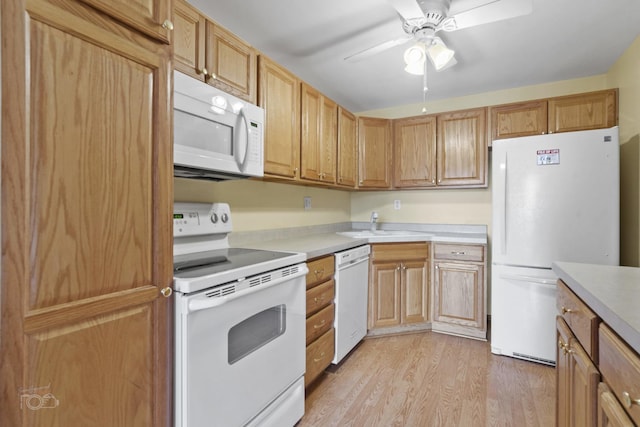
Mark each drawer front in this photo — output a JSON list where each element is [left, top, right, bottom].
[[433, 243, 484, 262], [305, 328, 335, 387], [598, 382, 635, 427], [371, 243, 429, 263], [306, 279, 334, 316], [556, 280, 599, 360], [306, 303, 334, 345], [599, 324, 640, 424], [306, 256, 335, 289]]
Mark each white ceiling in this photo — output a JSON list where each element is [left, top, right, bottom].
[[189, 0, 640, 113]]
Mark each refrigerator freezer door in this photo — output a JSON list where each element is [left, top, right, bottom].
[[492, 127, 619, 268], [490, 265, 557, 365]]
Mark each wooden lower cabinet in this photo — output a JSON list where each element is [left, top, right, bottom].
[[368, 243, 429, 331], [432, 243, 487, 340], [556, 281, 640, 427], [305, 255, 335, 387]]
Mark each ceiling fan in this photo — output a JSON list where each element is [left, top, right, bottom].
[[345, 0, 532, 73]]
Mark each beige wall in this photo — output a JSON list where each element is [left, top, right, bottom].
[[607, 35, 640, 266], [174, 178, 351, 231], [175, 36, 640, 267]]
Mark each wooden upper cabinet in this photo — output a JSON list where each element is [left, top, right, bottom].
[[173, 0, 206, 78], [548, 89, 617, 134], [206, 22, 257, 103], [490, 100, 548, 142], [393, 115, 437, 188], [300, 83, 337, 184], [1, 0, 173, 425], [337, 107, 358, 188], [78, 0, 173, 43], [259, 55, 301, 180], [436, 108, 487, 187], [358, 117, 392, 189], [173, 0, 257, 103]]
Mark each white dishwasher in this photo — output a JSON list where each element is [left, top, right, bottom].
[[332, 244, 370, 364]]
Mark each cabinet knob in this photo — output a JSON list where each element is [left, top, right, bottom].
[[313, 352, 325, 363], [160, 287, 173, 298], [313, 320, 326, 329], [622, 391, 640, 408], [162, 19, 174, 31], [561, 306, 574, 315], [197, 68, 209, 78]]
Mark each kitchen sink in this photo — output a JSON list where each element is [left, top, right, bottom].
[[337, 230, 433, 242]]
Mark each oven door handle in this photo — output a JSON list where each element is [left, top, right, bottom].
[[187, 265, 309, 313]]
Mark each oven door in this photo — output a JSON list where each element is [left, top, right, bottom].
[[175, 263, 307, 427]]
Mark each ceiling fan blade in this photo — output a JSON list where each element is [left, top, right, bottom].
[[344, 35, 413, 62], [443, 0, 532, 32], [388, 0, 425, 21]]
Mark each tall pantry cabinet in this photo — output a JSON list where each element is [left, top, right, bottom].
[[1, 0, 174, 425]]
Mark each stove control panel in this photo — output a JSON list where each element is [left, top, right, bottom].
[[173, 202, 232, 237]]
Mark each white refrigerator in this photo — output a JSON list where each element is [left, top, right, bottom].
[[490, 127, 619, 365]]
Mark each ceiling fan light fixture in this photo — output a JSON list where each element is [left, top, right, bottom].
[[404, 43, 426, 75], [426, 38, 455, 71]]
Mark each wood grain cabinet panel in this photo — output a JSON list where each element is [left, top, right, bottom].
[[369, 243, 429, 331], [598, 382, 635, 427], [259, 55, 301, 179], [557, 280, 599, 361], [358, 117, 392, 189], [78, 0, 172, 43], [1, 0, 173, 424], [305, 328, 335, 387], [548, 90, 617, 134], [489, 100, 548, 141], [173, 0, 206, 79], [436, 108, 487, 187], [393, 115, 437, 188], [301, 83, 337, 184], [337, 107, 358, 188]]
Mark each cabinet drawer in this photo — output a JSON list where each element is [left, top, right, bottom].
[[370, 243, 429, 262], [306, 303, 334, 345], [306, 279, 334, 316], [305, 328, 335, 387], [306, 256, 335, 289], [557, 280, 599, 361], [433, 243, 484, 262], [598, 382, 635, 427], [599, 324, 640, 424]]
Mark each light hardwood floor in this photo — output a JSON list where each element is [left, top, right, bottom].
[[299, 332, 556, 427]]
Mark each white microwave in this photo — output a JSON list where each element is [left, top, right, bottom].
[[173, 71, 264, 180]]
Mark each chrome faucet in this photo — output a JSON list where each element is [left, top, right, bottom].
[[370, 211, 379, 232]]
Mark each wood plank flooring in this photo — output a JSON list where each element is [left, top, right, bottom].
[[299, 332, 555, 427]]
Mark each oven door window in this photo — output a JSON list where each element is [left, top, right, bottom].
[[228, 305, 286, 364]]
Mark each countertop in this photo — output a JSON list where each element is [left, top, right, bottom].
[[239, 223, 487, 260], [552, 261, 640, 355]]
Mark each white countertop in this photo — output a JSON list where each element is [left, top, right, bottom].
[[552, 261, 640, 355], [238, 223, 487, 260]]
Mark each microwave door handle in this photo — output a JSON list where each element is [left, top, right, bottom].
[[235, 108, 249, 171]]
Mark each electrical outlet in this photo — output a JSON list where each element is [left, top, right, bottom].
[[304, 196, 312, 210], [394, 200, 401, 210]]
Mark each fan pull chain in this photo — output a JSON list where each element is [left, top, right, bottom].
[[421, 59, 428, 113]]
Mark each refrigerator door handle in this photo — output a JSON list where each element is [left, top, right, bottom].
[[500, 152, 508, 255], [500, 273, 557, 289]]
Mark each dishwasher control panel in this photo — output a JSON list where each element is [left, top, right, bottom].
[[335, 245, 370, 266]]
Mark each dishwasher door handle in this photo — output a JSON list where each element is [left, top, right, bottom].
[[337, 256, 369, 270]]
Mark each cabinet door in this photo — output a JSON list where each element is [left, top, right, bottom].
[[548, 90, 617, 134], [337, 107, 358, 187], [401, 260, 429, 324], [301, 83, 322, 181], [206, 22, 257, 103], [557, 316, 573, 427], [436, 108, 487, 187], [598, 382, 635, 427], [1, 1, 173, 425], [77, 0, 172, 43], [369, 262, 401, 329], [569, 335, 600, 427], [433, 262, 484, 329], [173, 0, 206, 80], [358, 117, 392, 189], [258, 56, 301, 179], [393, 115, 437, 188], [320, 96, 338, 183], [489, 100, 548, 142]]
